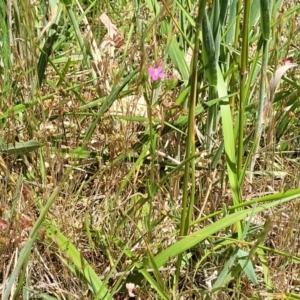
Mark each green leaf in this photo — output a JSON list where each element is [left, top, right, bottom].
[[60, 0, 72, 6], [202, 11, 218, 86], [2, 177, 70, 300], [45, 223, 112, 299], [217, 67, 240, 206], [0, 140, 42, 155], [167, 37, 190, 84], [112, 236, 170, 300], [154, 188, 300, 268], [237, 249, 259, 285], [259, 0, 271, 40], [213, 247, 239, 288]]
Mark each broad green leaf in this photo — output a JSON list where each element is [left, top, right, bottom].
[[213, 247, 239, 288], [202, 11, 217, 86], [250, 0, 260, 27]]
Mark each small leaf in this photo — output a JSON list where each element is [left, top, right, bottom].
[[237, 249, 259, 285], [59, 0, 71, 6]]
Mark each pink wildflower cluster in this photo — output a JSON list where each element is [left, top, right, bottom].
[[148, 61, 166, 81]]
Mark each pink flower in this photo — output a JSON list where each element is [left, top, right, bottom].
[[283, 57, 293, 65], [148, 61, 166, 81]]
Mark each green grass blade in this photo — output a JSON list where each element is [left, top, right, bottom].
[[112, 237, 170, 300], [217, 67, 240, 206], [45, 223, 112, 299], [167, 37, 190, 84], [2, 173, 71, 300], [202, 11, 217, 86], [154, 188, 300, 268], [0, 140, 42, 155], [237, 249, 259, 285], [213, 247, 239, 288], [82, 69, 138, 145]]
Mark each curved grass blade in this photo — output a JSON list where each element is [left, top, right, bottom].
[[154, 188, 300, 268], [112, 236, 170, 300], [45, 223, 112, 299], [2, 172, 71, 300]]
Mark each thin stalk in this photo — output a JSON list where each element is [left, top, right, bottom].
[[249, 39, 269, 183], [0, 0, 11, 93], [233, 0, 242, 78], [66, 5, 96, 82], [234, 0, 242, 50], [205, 0, 221, 152], [206, 88, 217, 151], [145, 88, 156, 242], [237, 0, 251, 178], [2, 169, 72, 300], [180, 0, 203, 238], [228, 0, 239, 116], [175, 0, 206, 288]]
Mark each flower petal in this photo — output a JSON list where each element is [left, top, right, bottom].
[[148, 62, 166, 81], [148, 67, 155, 76]]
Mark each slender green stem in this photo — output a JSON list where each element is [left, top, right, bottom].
[[175, 0, 206, 289], [249, 38, 269, 179], [179, 0, 202, 238], [65, 4, 96, 83], [147, 89, 155, 183], [234, 0, 242, 50], [146, 88, 156, 242], [237, 0, 251, 178]]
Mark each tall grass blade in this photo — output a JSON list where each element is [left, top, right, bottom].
[[154, 188, 300, 268], [45, 223, 112, 299], [2, 171, 71, 300]]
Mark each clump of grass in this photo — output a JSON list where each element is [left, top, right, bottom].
[[1, 0, 300, 299]]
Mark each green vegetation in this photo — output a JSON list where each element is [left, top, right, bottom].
[[1, 0, 300, 299]]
